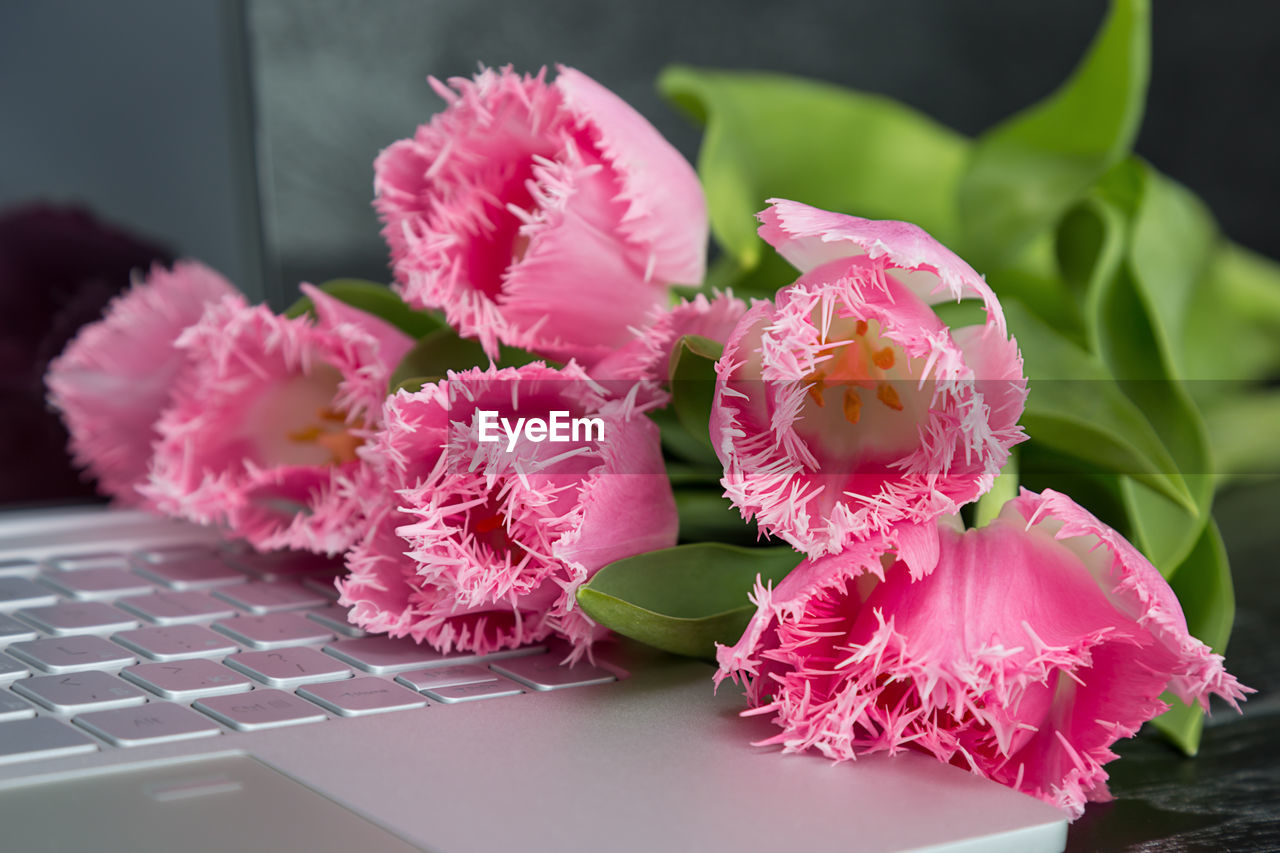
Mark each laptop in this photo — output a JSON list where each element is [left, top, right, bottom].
[[0, 503, 1066, 852]]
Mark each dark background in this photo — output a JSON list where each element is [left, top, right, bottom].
[[1, 2, 1277, 847]]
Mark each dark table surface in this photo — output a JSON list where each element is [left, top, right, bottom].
[[1066, 479, 1280, 851]]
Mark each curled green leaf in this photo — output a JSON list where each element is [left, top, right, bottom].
[[668, 334, 723, 452], [958, 0, 1150, 269], [577, 543, 799, 659], [659, 66, 967, 274], [1005, 301, 1195, 513], [284, 278, 444, 338]]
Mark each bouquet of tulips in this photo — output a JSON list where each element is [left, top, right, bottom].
[[47, 0, 1270, 819]]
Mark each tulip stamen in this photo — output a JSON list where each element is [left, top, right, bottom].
[[807, 371, 828, 407], [288, 406, 364, 465], [842, 388, 862, 424], [876, 382, 904, 412]]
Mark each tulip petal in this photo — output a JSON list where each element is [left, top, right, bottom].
[[556, 65, 708, 286], [46, 261, 236, 505], [718, 489, 1248, 819]]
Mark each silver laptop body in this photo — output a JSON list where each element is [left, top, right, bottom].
[[0, 505, 1066, 852]]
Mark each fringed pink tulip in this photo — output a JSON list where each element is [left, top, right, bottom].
[[717, 489, 1249, 818], [374, 65, 707, 367], [142, 286, 413, 554], [338, 362, 678, 659], [45, 261, 236, 505], [713, 199, 1027, 565], [591, 290, 749, 385]]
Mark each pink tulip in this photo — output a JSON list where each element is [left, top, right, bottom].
[[142, 286, 413, 554], [590, 290, 749, 385], [46, 261, 236, 505], [338, 362, 677, 659], [717, 490, 1248, 818], [713, 200, 1027, 565], [374, 65, 707, 367]]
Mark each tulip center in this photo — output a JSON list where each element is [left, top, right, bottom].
[[248, 365, 364, 467], [457, 493, 530, 566], [466, 164, 542, 301], [795, 317, 928, 461]]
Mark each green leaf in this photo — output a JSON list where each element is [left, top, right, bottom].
[[386, 329, 541, 393], [668, 334, 723, 451], [1005, 301, 1194, 512], [284, 279, 444, 338], [387, 329, 489, 393], [576, 543, 799, 658], [1126, 168, 1218, 378], [1056, 162, 1215, 573], [957, 0, 1150, 269], [652, 407, 720, 467], [1091, 266, 1212, 574], [674, 490, 756, 545], [390, 376, 439, 395], [974, 451, 1019, 528], [659, 66, 968, 269], [1150, 521, 1235, 755], [1202, 392, 1280, 485], [1184, 242, 1280, 386], [663, 462, 723, 488], [930, 299, 989, 331]]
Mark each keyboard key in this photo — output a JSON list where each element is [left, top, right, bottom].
[[224, 647, 351, 688], [8, 635, 137, 674], [14, 671, 147, 713], [75, 702, 221, 747], [0, 613, 38, 642], [322, 636, 544, 674], [491, 656, 618, 691], [0, 653, 30, 683], [423, 679, 524, 704], [213, 582, 326, 614], [301, 577, 341, 601], [0, 560, 40, 578], [41, 568, 154, 601], [134, 557, 247, 590], [194, 689, 326, 731], [0, 717, 97, 765], [298, 677, 427, 717], [395, 665, 496, 692], [137, 544, 216, 564], [323, 636, 457, 674], [231, 551, 344, 581], [307, 605, 366, 638], [211, 612, 331, 650], [122, 659, 253, 700], [15, 601, 138, 636], [0, 690, 34, 721], [113, 625, 239, 661], [0, 577, 58, 610], [52, 552, 132, 571], [117, 591, 237, 625]]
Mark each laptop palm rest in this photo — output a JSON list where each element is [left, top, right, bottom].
[[0, 754, 426, 852]]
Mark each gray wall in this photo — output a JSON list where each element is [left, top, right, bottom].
[[0, 0, 263, 300]]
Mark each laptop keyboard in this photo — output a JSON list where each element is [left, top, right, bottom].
[[0, 542, 617, 765]]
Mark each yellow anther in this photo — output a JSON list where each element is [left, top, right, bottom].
[[876, 382, 904, 412], [806, 371, 827, 407], [842, 387, 862, 424], [872, 347, 896, 371]]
